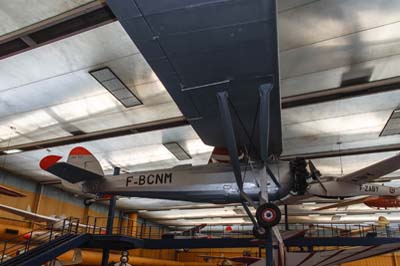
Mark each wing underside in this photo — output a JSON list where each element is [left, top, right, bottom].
[[107, 0, 282, 158], [339, 153, 400, 184]]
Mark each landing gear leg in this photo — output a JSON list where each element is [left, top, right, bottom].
[[266, 228, 273, 266], [216, 87, 278, 266]]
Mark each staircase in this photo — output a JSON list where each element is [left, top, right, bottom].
[[0, 217, 91, 266], [0, 233, 89, 266]]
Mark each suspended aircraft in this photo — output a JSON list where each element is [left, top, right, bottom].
[[314, 195, 400, 211], [305, 154, 400, 198], [40, 3, 298, 266], [37, 0, 400, 265], [161, 223, 208, 239], [0, 204, 104, 240], [199, 254, 261, 266]]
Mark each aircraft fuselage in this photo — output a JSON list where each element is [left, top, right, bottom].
[[82, 161, 293, 204], [308, 180, 400, 198]]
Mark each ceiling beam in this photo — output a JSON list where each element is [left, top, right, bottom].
[[281, 142, 400, 160], [282, 76, 400, 109], [0, 117, 188, 154], [0, 1, 116, 60]]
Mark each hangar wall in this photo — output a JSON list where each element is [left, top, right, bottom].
[[0, 169, 109, 224], [342, 252, 400, 266]]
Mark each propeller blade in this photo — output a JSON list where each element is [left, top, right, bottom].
[[308, 160, 321, 179], [308, 160, 327, 193], [315, 178, 328, 194]]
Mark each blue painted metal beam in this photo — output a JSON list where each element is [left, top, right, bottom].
[[285, 237, 400, 247], [84, 235, 400, 250]]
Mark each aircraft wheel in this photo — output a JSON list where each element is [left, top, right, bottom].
[[253, 225, 267, 239], [256, 203, 281, 227]]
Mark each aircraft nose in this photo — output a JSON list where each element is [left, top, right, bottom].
[[22, 233, 31, 240]]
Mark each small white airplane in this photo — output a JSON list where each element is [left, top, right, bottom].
[[40, 146, 293, 206], [0, 204, 104, 240], [161, 223, 208, 239], [199, 254, 261, 266], [305, 153, 400, 199], [40, 144, 293, 235]]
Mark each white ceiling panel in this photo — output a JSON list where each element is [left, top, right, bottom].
[[279, 0, 400, 51], [281, 21, 400, 80], [281, 54, 400, 97], [0, 22, 138, 91], [281, 89, 400, 155], [0, 21, 181, 148], [0, 0, 93, 36]]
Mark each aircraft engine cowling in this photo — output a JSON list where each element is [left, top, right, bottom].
[[290, 158, 310, 195]]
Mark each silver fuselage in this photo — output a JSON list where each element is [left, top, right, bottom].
[[82, 161, 293, 204], [308, 178, 400, 198]]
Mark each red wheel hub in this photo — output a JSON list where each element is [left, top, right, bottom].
[[261, 208, 276, 222]]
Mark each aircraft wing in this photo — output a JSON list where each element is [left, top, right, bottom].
[[0, 204, 59, 223], [184, 223, 207, 234], [0, 184, 26, 197], [338, 153, 400, 184], [229, 257, 261, 264], [313, 196, 370, 211], [0, 204, 103, 231], [280, 243, 400, 266], [107, 0, 282, 158]]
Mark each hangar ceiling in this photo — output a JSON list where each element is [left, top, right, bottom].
[[1, 0, 400, 227]]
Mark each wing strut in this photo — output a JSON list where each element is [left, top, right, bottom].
[[217, 84, 283, 266], [259, 84, 281, 188], [217, 91, 257, 225]]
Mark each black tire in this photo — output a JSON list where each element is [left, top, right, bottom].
[[253, 225, 267, 239], [256, 203, 281, 227]]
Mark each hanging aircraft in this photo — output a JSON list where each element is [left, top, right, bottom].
[[37, 1, 400, 265], [314, 195, 400, 211], [305, 154, 400, 199], [0, 204, 104, 240], [40, 146, 295, 216], [199, 254, 261, 266], [40, 3, 298, 266], [161, 224, 207, 239]]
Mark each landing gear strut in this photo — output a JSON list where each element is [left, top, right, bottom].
[[216, 84, 279, 266], [253, 225, 267, 239]]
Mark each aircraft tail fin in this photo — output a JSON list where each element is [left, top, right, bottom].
[[67, 147, 104, 177], [40, 147, 104, 183]]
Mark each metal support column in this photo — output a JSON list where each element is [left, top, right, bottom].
[[266, 228, 273, 266], [101, 167, 120, 266], [285, 204, 289, 231]]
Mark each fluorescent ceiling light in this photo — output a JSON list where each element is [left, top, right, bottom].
[[381, 109, 400, 136], [3, 149, 23, 154], [163, 142, 192, 161], [89, 67, 142, 108]]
